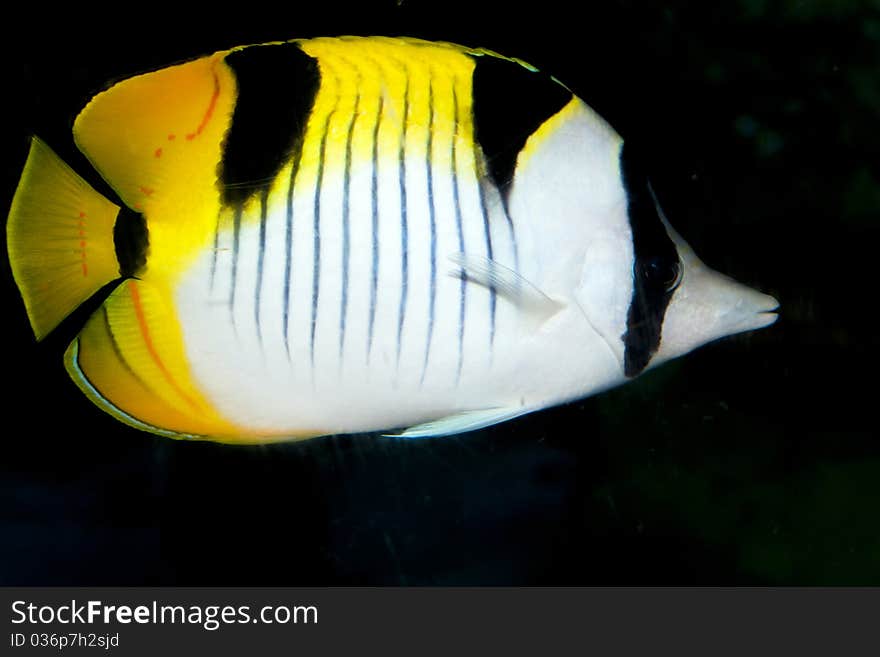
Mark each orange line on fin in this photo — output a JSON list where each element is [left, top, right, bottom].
[[78, 213, 88, 276], [128, 281, 201, 413], [186, 68, 221, 140]]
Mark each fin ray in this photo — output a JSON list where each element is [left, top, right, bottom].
[[7, 137, 120, 340], [449, 252, 562, 324]]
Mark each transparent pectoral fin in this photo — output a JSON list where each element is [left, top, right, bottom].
[[449, 252, 562, 328]]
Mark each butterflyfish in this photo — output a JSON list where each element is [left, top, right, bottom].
[[6, 36, 779, 443]]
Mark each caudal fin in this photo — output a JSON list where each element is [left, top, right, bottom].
[[7, 137, 121, 340]]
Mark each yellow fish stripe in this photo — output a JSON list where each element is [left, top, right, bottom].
[[298, 37, 478, 176]]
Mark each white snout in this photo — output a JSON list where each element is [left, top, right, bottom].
[[653, 262, 779, 367]]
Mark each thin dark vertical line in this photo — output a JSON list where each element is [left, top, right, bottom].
[[340, 88, 360, 362], [283, 142, 301, 360], [367, 94, 384, 363], [477, 179, 496, 347], [420, 78, 437, 386], [209, 210, 221, 291], [229, 204, 243, 333], [501, 205, 520, 286], [396, 74, 410, 367], [254, 188, 268, 348], [311, 100, 337, 369], [451, 83, 466, 384]]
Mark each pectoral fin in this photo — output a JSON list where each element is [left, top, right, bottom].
[[449, 252, 562, 327]]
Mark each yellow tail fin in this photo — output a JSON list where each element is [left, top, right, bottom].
[[7, 137, 121, 340]]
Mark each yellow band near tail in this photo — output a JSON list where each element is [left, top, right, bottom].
[[64, 279, 244, 441]]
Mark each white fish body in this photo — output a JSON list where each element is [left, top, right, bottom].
[[6, 37, 777, 442]]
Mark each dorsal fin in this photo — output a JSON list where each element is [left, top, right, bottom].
[[469, 50, 572, 201], [73, 51, 237, 217]]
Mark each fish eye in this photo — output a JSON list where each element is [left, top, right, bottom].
[[643, 257, 683, 293]]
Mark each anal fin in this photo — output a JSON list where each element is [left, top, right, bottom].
[[64, 279, 241, 440], [385, 406, 534, 439]]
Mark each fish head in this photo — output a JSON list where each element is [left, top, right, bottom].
[[574, 140, 778, 380], [614, 138, 778, 377], [646, 213, 779, 369]]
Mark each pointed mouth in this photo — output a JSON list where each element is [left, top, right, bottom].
[[760, 297, 780, 316], [751, 297, 780, 329], [721, 293, 780, 333]]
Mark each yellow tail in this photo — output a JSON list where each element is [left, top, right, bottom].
[[7, 137, 122, 340]]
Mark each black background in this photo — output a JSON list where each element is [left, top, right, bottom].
[[1, 1, 877, 585]]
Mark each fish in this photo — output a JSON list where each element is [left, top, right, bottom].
[[6, 36, 779, 443]]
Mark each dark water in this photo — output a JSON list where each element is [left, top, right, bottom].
[[1, 2, 877, 585]]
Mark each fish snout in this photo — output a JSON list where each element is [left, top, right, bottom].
[[652, 264, 779, 367], [714, 275, 780, 334]]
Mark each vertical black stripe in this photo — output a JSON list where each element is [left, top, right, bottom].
[[229, 204, 243, 331], [367, 94, 383, 363], [221, 43, 320, 206], [396, 74, 410, 367], [209, 211, 220, 291], [501, 205, 520, 285], [340, 87, 360, 361], [477, 178, 496, 347], [420, 78, 437, 385], [311, 101, 337, 368], [620, 142, 680, 377], [254, 189, 268, 347], [451, 84, 466, 384], [283, 144, 301, 360]]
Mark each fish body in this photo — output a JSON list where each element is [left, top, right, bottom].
[[6, 36, 778, 442]]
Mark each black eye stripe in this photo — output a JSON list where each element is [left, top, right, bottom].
[[620, 142, 680, 377], [643, 257, 682, 290]]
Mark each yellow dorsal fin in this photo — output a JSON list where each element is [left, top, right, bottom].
[[72, 52, 236, 218], [7, 137, 121, 340]]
